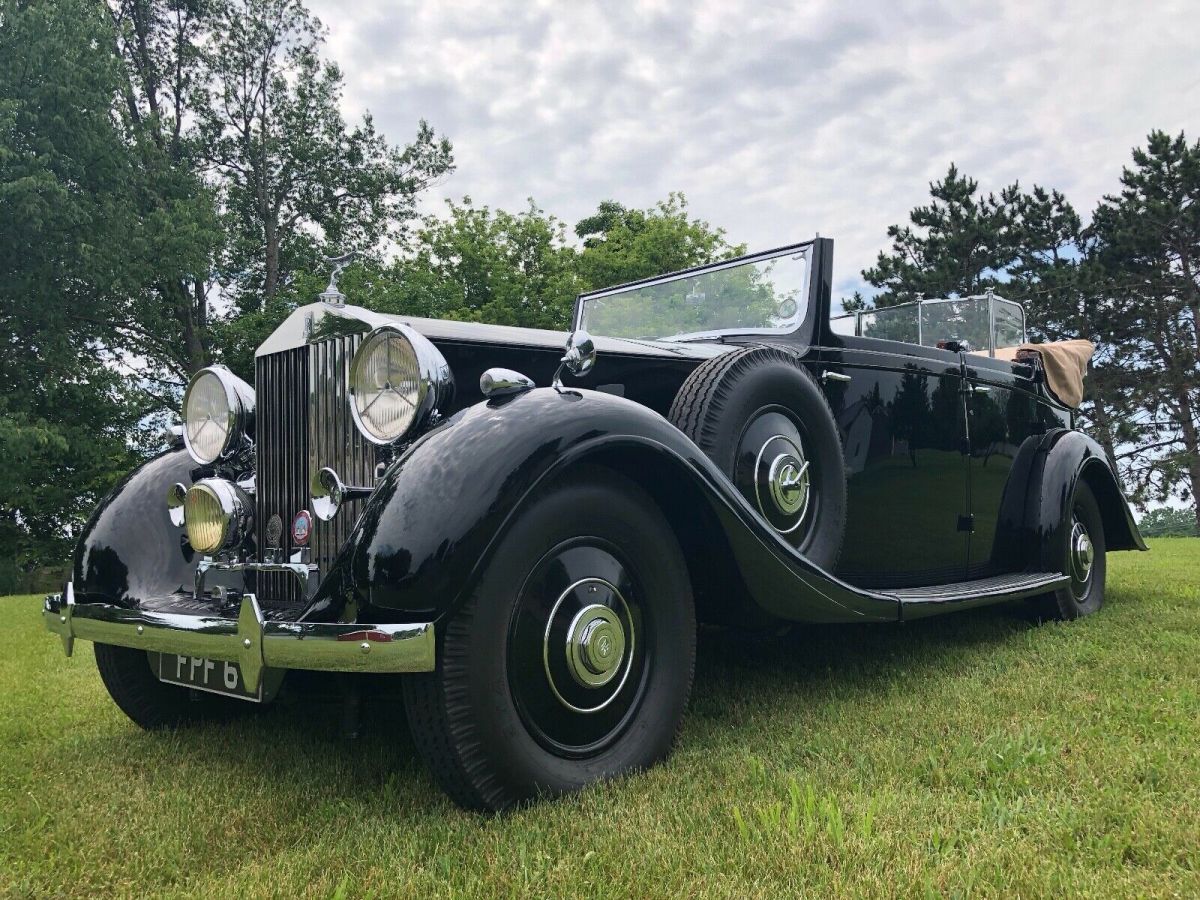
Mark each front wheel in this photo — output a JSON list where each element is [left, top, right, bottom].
[[94, 643, 250, 728], [403, 467, 696, 811]]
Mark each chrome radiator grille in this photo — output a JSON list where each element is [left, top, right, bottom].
[[255, 336, 376, 605]]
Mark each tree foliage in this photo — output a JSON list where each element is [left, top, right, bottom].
[[1137, 506, 1199, 538], [195, 0, 453, 311], [0, 0, 151, 587]]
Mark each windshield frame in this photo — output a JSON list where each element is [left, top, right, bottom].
[[572, 239, 817, 342]]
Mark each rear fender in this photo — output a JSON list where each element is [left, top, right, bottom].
[[328, 388, 899, 626], [1027, 429, 1147, 572]]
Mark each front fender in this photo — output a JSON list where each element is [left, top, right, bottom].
[[1028, 429, 1147, 570], [72, 448, 203, 607], [331, 388, 899, 626]]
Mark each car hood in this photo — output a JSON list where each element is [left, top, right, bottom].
[[256, 301, 729, 361]]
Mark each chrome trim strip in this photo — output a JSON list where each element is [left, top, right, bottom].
[[43, 589, 435, 692]]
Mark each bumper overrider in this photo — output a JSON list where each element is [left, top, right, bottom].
[[43, 568, 435, 693]]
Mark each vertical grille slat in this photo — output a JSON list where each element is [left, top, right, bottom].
[[255, 335, 375, 607]]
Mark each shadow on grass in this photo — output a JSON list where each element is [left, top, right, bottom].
[[67, 599, 1043, 805]]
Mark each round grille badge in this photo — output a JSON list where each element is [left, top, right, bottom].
[[265, 514, 284, 547], [291, 510, 313, 546]]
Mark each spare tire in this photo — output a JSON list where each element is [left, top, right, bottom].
[[668, 346, 847, 570]]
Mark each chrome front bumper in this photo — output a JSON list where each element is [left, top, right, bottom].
[[43, 584, 435, 693]]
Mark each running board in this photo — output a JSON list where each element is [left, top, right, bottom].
[[893, 571, 1068, 620]]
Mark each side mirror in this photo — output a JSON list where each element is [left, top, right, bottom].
[[553, 330, 596, 389]]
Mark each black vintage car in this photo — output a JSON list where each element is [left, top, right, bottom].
[[44, 238, 1145, 810]]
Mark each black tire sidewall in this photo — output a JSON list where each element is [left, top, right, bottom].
[[700, 355, 846, 569], [437, 469, 695, 801], [1058, 480, 1107, 618], [94, 643, 245, 728]]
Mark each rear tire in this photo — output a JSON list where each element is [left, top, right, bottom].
[[1032, 480, 1107, 620], [94, 643, 247, 729], [403, 467, 696, 811]]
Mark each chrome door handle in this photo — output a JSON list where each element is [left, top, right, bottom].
[[820, 371, 852, 384], [970, 384, 991, 394]]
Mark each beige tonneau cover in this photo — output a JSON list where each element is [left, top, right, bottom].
[[976, 339, 1094, 408]]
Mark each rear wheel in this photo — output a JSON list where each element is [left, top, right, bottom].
[[1033, 480, 1107, 620], [403, 467, 696, 811]]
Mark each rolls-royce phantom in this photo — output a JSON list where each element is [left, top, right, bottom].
[[43, 238, 1145, 810]]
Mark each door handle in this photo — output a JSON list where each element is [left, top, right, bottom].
[[820, 371, 852, 384], [970, 384, 991, 394]]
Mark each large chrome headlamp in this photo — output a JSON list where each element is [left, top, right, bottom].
[[183, 478, 251, 554], [181, 366, 255, 465], [348, 324, 453, 444]]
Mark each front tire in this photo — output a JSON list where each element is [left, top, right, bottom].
[[94, 643, 246, 728], [403, 467, 696, 811]]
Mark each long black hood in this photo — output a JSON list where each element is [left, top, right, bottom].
[[257, 302, 731, 416]]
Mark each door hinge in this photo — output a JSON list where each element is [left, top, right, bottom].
[[957, 514, 975, 533]]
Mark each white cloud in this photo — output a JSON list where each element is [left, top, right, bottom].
[[309, 0, 1200, 298]]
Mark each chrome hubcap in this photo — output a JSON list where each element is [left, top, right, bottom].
[[566, 604, 626, 688], [767, 450, 810, 519], [1069, 518, 1094, 582], [753, 434, 811, 534], [542, 577, 636, 714]]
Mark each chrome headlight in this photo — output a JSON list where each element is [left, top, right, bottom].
[[348, 324, 453, 444], [183, 478, 251, 554], [182, 366, 255, 465]]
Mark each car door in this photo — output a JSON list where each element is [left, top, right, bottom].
[[818, 336, 969, 587], [963, 354, 1072, 577]]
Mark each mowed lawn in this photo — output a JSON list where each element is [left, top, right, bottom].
[[2, 541, 1197, 898]]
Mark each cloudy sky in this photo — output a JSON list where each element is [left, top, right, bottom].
[[308, 0, 1199, 300]]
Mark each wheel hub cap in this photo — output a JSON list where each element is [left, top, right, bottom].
[[1070, 519, 1093, 582], [767, 451, 810, 518], [566, 604, 626, 688], [752, 433, 811, 534]]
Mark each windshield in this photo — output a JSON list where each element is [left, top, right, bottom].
[[576, 245, 811, 341]]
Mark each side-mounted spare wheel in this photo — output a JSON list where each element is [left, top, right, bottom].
[[668, 345, 847, 571], [402, 466, 697, 811]]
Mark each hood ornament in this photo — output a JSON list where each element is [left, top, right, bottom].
[[319, 252, 356, 306]]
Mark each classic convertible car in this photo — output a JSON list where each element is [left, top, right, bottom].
[[44, 238, 1145, 811]]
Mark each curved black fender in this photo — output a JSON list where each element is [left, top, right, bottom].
[[71, 448, 204, 607], [323, 387, 899, 627], [1026, 429, 1147, 571]]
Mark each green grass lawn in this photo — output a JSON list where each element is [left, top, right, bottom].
[[2, 540, 1197, 898]]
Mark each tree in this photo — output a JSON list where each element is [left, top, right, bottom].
[[1087, 131, 1200, 527], [574, 193, 740, 291], [863, 165, 1022, 305], [366, 198, 583, 329], [1137, 506, 1199, 537], [105, 0, 223, 380], [195, 0, 453, 311], [0, 0, 149, 587]]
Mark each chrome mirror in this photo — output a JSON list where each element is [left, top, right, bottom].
[[553, 330, 596, 389], [310, 467, 346, 522], [310, 465, 374, 521]]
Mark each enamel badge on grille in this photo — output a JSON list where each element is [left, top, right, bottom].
[[291, 510, 312, 546]]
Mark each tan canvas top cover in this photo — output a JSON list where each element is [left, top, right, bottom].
[[981, 339, 1094, 408]]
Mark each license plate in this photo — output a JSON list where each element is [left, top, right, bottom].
[[156, 653, 263, 702]]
